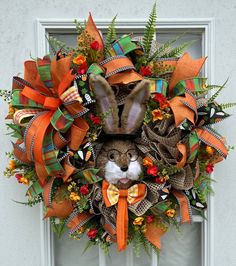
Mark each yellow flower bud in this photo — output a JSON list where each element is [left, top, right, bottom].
[[165, 209, 176, 218], [206, 145, 214, 155], [141, 224, 147, 233], [133, 217, 144, 226], [106, 235, 112, 243], [77, 227, 84, 234]]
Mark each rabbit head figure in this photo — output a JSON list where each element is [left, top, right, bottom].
[[89, 74, 150, 188]]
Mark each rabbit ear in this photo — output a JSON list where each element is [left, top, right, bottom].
[[121, 79, 150, 134], [89, 74, 119, 133]]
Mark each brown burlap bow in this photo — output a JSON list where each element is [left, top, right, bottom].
[[91, 181, 167, 237], [135, 115, 194, 190]]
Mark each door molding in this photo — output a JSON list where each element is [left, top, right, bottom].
[[36, 18, 215, 266]]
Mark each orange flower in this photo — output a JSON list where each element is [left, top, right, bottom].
[[165, 209, 176, 218], [143, 157, 153, 167], [73, 55, 86, 65], [206, 145, 214, 155], [8, 160, 16, 171], [69, 192, 81, 202], [152, 109, 163, 122], [160, 101, 170, 110], [19, 177, 29, 185]]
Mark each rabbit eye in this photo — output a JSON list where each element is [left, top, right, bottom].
[[109, 153, 115, 160], [127, 150, 138, 161], [107, 150, 119, 161], [127, 152, 133, 159]]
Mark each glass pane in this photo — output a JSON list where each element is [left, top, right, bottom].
[[158, 223, 201, 266], [156, 32, 203, 58], [105, 245, 127, 266], [54, 230, 99, 266], [49, 29, 203, 59]]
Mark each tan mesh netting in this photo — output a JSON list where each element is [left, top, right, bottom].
[[135, 115, 194, 190]]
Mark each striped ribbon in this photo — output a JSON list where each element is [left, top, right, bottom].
[[168, 73, 228, 161], [146, 78, 168, 96], [11, 56, 89, 185], [107, 34, 142, 57]]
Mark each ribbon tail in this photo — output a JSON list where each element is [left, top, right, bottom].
[[172, 189, 192, 224], [67, 212, 94, 234], [144, 223, 167, 250], [168, 52, 207, 95], [196, 127, 228, 158], [169, 90, 197, 128], [84, 13, 104, 60], [117, 197, 128, 251]]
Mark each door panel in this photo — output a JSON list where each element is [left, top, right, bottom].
[[50, 28, 203, 266]]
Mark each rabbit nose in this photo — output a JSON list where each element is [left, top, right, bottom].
[[120, 166, 128, 172]]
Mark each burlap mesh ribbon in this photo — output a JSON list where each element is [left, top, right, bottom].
[[91, 181, 166, 234], [136, 115, 194, 190]]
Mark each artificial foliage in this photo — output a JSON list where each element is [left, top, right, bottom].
[[1, 3, 235, 255]]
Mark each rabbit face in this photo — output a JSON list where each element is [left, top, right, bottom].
[[90, 74, 150, 188], [96, 140, 143, 188]]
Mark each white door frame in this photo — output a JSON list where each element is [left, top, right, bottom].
[[36, 17, 215, 266]]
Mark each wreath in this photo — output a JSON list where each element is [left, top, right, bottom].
[[1, 3, 235, 254]]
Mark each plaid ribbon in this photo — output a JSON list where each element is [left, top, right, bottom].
[[107, 34, 142, 57], [173, 77, 206, 96], [36, 55, 53, 88], [11, 56, 89, 185], [169, 80, 228, 158], [146, 78, 168, 96], [104, 183, 141, 206]]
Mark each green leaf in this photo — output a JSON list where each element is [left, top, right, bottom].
[[150, 200, 171, 214], [51, 218, 67, 238], [148, 32, 187, 61], [143, 2, 157, 56], [6, 123, 22, 138], [161, 40, 195, 58], [220, 102, 236, 109], [208, 78, 229, 103], [74, 168, 102, 184], [74, 19, 85, 36], [46, 35, 74, 55], [82, 240, 96, 254], [105, 15, 117, 46]]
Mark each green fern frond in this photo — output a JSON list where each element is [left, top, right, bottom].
[[148, 32, 187, 61], [74, 19, 85, 36], [161, 40, 195, 58], [208, 78, 229, 102], [12, 194, 42, 207], [143, 2, 157, 56], [220, 102, 236, 109], [104, 15, 117, 57], [105, 15, 117, 46], [46, 35, 74, 55], [46, 35, 66, 55]]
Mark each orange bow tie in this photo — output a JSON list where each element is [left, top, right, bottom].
[[102, 180, 146, 251]]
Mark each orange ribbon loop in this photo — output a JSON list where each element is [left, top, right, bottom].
[[102, 180, 146, 251]]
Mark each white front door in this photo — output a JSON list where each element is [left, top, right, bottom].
[[37, 19, 212, 266]]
